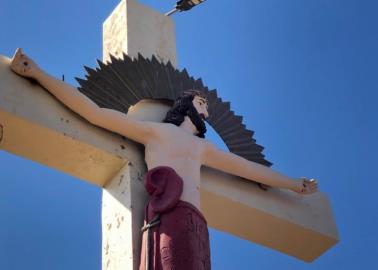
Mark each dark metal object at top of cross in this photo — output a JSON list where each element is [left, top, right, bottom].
[[165, 0, 206, 16]]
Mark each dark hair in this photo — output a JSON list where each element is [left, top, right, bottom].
[[163, 90, 208, 138]]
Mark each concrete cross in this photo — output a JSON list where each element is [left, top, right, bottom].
[[0, 1, 338, 269]]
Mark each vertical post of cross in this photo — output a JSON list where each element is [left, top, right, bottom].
[[103, 0, 177, 65], [101, 1, 177, 269]]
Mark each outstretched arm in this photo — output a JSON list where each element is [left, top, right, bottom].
[[10, 48, 155, 144], [202, 142, 318, 194]]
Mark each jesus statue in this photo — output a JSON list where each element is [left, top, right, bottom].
[[10, 48, 318, 270]]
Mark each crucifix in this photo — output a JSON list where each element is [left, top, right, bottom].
[[0, 0, 338, 269]]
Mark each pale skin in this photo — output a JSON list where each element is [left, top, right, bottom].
[[10, 48, 318, 209]]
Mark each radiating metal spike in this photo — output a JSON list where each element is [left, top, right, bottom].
[[77, 54, 272, 166]]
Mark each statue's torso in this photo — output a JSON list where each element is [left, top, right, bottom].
[[144, 123, 206, 209]]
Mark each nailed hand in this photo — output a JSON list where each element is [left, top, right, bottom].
[[10, 48, 40, 79]]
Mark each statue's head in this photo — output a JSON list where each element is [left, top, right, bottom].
[[163, 90, 209, 138]]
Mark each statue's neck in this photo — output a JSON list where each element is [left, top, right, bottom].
[[179, 116, 198, 136]]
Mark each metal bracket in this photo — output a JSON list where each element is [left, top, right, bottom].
[[165, 0, 206, 16]]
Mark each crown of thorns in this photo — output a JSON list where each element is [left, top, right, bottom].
[[76, 53, 272, 167]]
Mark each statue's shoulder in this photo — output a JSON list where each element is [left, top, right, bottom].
[[198, 138, 214, 151], [147, 121, 179, 136], [148, 121, 175, 130]]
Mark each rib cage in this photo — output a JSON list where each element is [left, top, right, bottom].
[[76, 53, 272, 167]]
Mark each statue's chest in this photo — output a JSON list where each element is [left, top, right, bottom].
[[145, 135, 202, 162]]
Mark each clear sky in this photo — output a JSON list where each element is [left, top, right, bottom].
[[0, 0, 377, 269]]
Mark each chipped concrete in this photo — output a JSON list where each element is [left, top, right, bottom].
[[102, 163, 147, 270]]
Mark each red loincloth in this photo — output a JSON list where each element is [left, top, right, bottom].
[[139, 166, 211, 270]]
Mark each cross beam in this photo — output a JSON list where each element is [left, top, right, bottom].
[[0, 55, 337, 267]]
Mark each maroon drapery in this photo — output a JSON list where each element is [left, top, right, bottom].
[[139, 166, 211, 270]]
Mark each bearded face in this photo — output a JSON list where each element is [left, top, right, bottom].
[[163, 90, 209, 138], [186, 101, 207, 138]]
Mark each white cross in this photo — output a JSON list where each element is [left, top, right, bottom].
[[0, 1, 338, 269]]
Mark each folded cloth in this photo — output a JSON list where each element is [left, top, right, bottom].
[[139, 166, 211, 270]]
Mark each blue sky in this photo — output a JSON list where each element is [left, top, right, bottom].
[[1, 0, 377, 269]]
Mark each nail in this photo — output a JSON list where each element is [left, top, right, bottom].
[[0, 124, 3, 143]]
